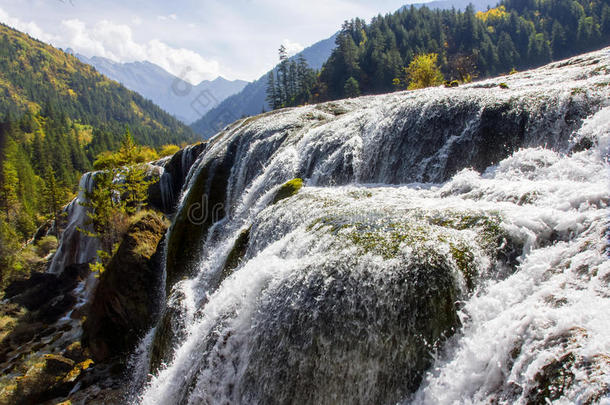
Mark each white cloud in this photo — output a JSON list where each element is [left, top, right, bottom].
[[0, 8, 219, 84], [0, 0, 415, 81], [157, 14, 178, 21], [0, 7, 57, 43], [281, 39, 305, 57], [57, 19, 219, 84]]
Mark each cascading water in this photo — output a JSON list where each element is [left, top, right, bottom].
[[136, 49, 610, 404], [48, 171, 100, 275]]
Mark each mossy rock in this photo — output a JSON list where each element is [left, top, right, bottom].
[[0, 354, 75, 405], [221, 228, 250, 281], [238, 256, 459, 404], [165, 139, 238, 291], [84, 212, 168, 362], [149, 291, 188, 375], [272, 178, 304, 204]]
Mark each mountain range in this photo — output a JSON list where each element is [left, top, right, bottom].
[[74, 54, 248, 124], [190, 34, 338, 138]]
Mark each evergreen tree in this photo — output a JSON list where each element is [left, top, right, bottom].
[[0, 159, 18, 221], [497, 32, 519, 71], [120, 163, 152, 215], [42, 168, 65, 229], [551, 22, 568, 59], [344, 77, 361, 98], [266, 71, 279, 110], [265, 47, 318, 110], [80, 170, 125, 259], [278, 45, 290, 107], [602, 5, 610, 39]]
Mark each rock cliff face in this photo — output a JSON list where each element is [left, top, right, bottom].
[[85, 213, 168, 362]]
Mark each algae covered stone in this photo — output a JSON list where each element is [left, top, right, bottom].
[[272, 178, 304, 204]]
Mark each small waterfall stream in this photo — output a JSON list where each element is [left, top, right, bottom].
[[131, 49, 610, 404]]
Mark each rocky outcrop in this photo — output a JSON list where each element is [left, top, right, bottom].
[[85, 212, 168, 362], [147, 142, 207, 214], [165, 138, 237, 289], [0, 264, 92, 405]]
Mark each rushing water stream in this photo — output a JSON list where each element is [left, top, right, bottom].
[[118, 49, 610, 404]]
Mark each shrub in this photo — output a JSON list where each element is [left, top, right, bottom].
[[406, 53, 445, 90]]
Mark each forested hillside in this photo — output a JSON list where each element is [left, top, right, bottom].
[[318, 0, 610, 98], [0, 23, 197, 283], [0, 23, 195, 144]]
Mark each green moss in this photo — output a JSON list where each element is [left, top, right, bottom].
[[347, 190, 373, 199], [499, 82, 509, 89], [272, 178, 304, 204], [165, 148, 234, 290], [449, 242, 476, 291], [571, 87, 585, 95], [345, 223, 433, 260], [316, 103, 349, 116]]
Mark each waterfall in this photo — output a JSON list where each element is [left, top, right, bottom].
[[136, 49, 610, 404], [48, 171, 100, 275]]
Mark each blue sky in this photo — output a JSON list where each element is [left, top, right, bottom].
[[0, 0, 421, 83]]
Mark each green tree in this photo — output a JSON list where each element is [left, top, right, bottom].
[[42, 168, 63, 227], [405, 53, 445, 90], [278, 45, 290, 107], [266, 71, 279, 110], [120, 164, 153, 215], [116, 127, 139, 166], [344, 77, 361, 98], [0, 160, 19, 221], [602, 5, 610, 38], [80, 127, 157, 269], [0, 217, 22, 286]]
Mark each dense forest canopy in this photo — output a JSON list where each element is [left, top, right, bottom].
[[271, 0, 609, 102]]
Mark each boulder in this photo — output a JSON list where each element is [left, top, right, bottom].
[[84, 213, 168, 362]]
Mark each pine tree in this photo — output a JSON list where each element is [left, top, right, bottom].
[[117, 127, 138, 166], [551, 22, 568, 59], [0, 160, 18, 221], [120, 164, 152, 215], [344, 77, 361, 98], [42, 168, 64, 229], [80, 170, 126, 258], [602, 5, 610, 38], [278, 45, 290, 107], [266, 71, 278, 110]]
